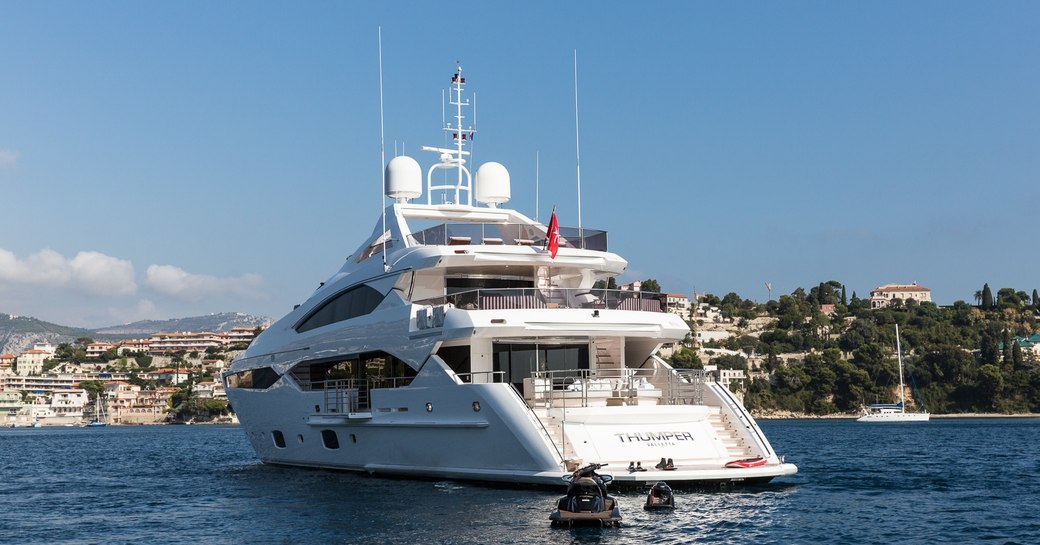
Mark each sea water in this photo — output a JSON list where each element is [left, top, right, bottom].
[[1, 419, 1038, 544]]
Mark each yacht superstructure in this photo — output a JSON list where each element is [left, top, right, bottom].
[[224, 66, 797, 486]]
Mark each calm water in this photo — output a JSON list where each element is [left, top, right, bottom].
[[2, 419, 1038, 544]]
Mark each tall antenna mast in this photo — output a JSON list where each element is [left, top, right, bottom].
[[422, 64, 474, 205], [573, 50, 584, 247], [535, 151, 540, 222], [378, 27, 389, 272]]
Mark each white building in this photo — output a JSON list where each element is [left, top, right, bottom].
[[663, 293, 691, 320], [870, 282, 932, 309], [86, 342, 116, 359], [49, 388, 89, 419], [695, 330, 732, 344]]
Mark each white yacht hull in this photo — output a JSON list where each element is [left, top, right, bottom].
[[230, 377, 797, 486], [856, 412, 930, 423]]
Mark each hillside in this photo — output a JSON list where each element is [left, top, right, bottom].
[[0, 312, 271, 355]]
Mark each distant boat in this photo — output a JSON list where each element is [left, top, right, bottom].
[[85, 395, 108, 427], [857, 324, 930, 422]]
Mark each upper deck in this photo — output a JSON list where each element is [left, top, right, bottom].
[[407, 222, 607, 251]]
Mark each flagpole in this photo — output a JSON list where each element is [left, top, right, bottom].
[[573, 50, 584, 249]]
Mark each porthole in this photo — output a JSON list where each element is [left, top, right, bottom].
[[472, 401, 481, 412], [350, 433, 357, 444], [297, 434, 304, 444], [425, 402, 433, 412], [272, 430, 286, 448]]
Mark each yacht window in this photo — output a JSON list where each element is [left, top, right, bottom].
[[288, 351, 417, 391], [446, 276, 533, 294], [296, 284, 385, 333], [356, 231, 393, 263], [225, 367, 281, 390], [272, 430, 286, 448], [493, 343, 589, 389], [436, 345, 471, 379], [321, 430, 340, 449]]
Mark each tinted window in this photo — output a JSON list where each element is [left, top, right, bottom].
[[321, 429, 340, 449], [296, 285, 385, 333], [225, 367, 281, 390], [272, 430, 286, 448]]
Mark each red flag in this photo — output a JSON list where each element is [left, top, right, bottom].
[[546, 210, 560, 259]]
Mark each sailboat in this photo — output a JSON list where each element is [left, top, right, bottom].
[[857, 324, 929, 422], [85, 394, 108, 427]]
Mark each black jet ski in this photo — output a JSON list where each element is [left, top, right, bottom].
[[644, 481, 676, 510], [549, 463, 623, 528]]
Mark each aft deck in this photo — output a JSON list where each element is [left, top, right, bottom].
[[522, 367, 708, 409]]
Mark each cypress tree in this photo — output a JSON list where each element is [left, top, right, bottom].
[[980, 329, 999, 365], [1002, 329, 1012, 364], [841, 285, 847, 306], [1033, 289, 1039, 309], [1013, 341, 1024, 370], [981, 283, 993, 310]]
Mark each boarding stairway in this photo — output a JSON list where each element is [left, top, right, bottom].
[[707, 406, 755, 459]]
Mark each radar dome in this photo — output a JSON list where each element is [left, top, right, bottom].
[[474, 162, 511, 207], [385, 156, 422, 202]]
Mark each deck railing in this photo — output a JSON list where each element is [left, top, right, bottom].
[[407, 222, 607, 252], [523, 367, 708, 409], [317, 375, 416, 413], [416, 288, 665, 312]]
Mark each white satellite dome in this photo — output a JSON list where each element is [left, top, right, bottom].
[[385, 156, 422, 202], [474, 162, 511, 207]]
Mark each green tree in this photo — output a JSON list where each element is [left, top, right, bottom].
[[1002, 329, 1013, 366], [981, 283, 993, 310], [203, 398, 229, 415], [640, 278, 662, 293], [80, 380, 105, 400], [669, 346, 701, 369], [976, 364, 1004, 411], [980, 328, 999, 365]]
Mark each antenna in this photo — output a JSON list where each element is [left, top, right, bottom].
[[378, 27, 389, 272], [423, 64, 474, 205], [535, 151, 540, 222], [573, 50, 584, 248]]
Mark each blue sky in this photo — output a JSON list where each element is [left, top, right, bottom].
[[1, 1, 1038, 328]]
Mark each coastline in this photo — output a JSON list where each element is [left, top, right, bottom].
[[755, 411, 1040, 420]]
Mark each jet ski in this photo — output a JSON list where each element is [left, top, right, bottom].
[[644, 481, 676, 510], [549, 463, 623, 528]]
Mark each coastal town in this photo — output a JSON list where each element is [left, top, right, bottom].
[[0, 327, 259, 427], [4, 279, 1040, 427]]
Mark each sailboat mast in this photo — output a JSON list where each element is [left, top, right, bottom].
[[896, 324, 906, 414]]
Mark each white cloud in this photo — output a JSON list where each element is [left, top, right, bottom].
[[0, 248, 137, 296], [145, 264, 264, 301], [0, 149, 18, 168], [70, 251, 137, 296]]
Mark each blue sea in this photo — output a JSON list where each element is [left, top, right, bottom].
[[2, 419, 1038, 544]]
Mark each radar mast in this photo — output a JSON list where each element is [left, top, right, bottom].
[[422, 64, 476, 205]]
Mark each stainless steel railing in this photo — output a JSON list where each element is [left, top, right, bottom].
[[416, 288, 665, 312]]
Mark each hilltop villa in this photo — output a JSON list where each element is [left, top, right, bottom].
[[870, 282, 932, 309]]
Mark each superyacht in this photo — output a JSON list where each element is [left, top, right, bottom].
[[224, 66, 797, 486]]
